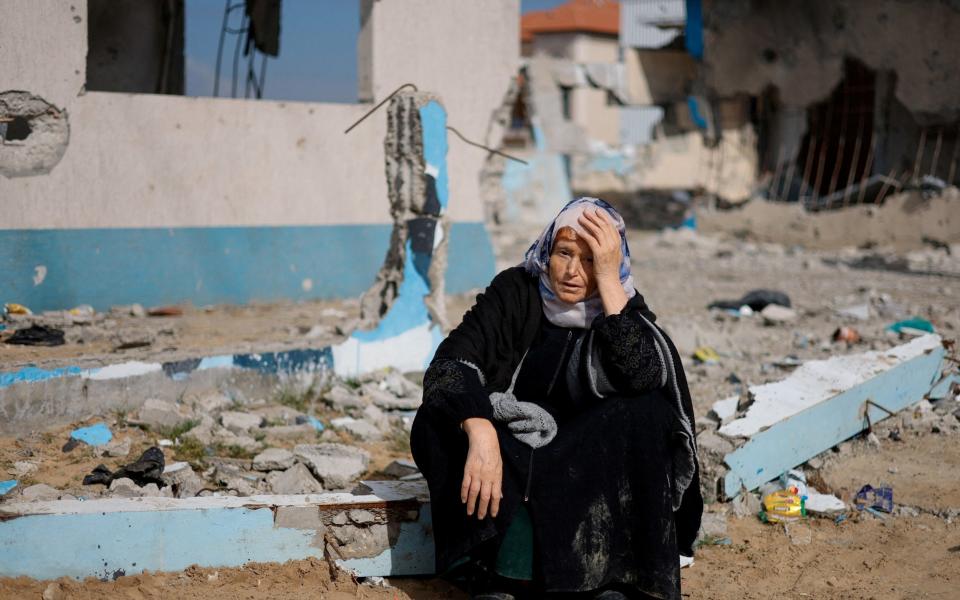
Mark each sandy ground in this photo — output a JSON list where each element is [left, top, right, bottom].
[[2, 226, 959, 599]]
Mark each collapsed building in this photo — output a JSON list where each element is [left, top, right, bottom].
[[487, 0, 959, 242]]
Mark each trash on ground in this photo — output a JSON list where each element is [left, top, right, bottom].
[[83, 446, 166, 487], [147, 305, 185, 317], [69, 422, 113, 447], [854, 484, 894, 513], [832, 326, 861, 344], [760, 304, 797, 324], [4, 324, 65, 346], [836, 303, 871, 321], [4, 303, 32, 315], [760, 489, 806, 523], [693, 346, 721, 364], [805, 492, 846, 515], [0, 480, 17, 496], [886, 317, 935, 336], [708, 289, 791, 312], [679, 555, 694, 569]]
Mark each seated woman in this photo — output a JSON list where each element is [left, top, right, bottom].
[[411, 198, 702, 600]]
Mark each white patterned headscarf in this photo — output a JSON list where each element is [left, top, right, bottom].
[[522, 197, 636, 328]]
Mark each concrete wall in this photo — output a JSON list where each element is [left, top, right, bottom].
[[360, 0, 520, 225], [529, 33, 622, 148], [0, 0, 518, 310], [700, 0, 960, 121], [625, 48, 695, 105]]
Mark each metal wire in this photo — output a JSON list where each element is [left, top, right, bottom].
[[446, 126, 528, 165], [343, 83, 528, 165], [343, 83, 419, 134]]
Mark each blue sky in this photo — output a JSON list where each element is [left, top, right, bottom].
[[185, 0, 568, 102]]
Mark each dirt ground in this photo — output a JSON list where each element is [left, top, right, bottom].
[[2, 226, 959, 599]]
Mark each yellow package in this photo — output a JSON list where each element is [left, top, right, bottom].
[[761, 490, 806, 523]]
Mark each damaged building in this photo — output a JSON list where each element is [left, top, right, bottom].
[[0, 0, 518, 311], [487, 0, 958, 241]]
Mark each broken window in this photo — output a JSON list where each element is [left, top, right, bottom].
[[560, 85, 573, 120]]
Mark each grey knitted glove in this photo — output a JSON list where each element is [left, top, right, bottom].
[[489, 391, 557, 449]]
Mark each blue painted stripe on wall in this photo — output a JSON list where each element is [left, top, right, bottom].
[[0, 223, 494, 311]]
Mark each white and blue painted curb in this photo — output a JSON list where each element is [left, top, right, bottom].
[[0, 480, 435, 581]]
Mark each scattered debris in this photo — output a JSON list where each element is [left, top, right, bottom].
[[886, 317, 935, 336], [836, 303, 871, 321], [708, 289, 791, 312], [0, 480, 17, 496], [717, 335, 945, 497], [69, 422, 112, 447], [4, 324, 65, 346], [760, 489, 805, 523], [854, 484, 894, 514], [147, 305, 184, 317], [693, 346, 721, 364], [4, 303, 32, 315], [252, 448, 296, 471], [83, 446, 165, 488], [832, 326, 861, 345], [294, 443, 370, 489], [760, 304, 797, 325]]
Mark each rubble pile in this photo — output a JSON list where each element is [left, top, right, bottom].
[[0, 368, 425, 503]]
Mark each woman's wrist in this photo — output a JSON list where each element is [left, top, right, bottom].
[[596, 276, 628, 315], [461, 417, 496, 437]]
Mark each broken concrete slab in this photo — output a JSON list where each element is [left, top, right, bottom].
[[220, 411, 264, 434], [252, 448, 296, 471], [266, 463, 324, 495], [136, 398, 194, 430], [383, 459, 419, 478], [161, 462, 206, 499], [19, 484, 68, 502], [720, 334, 946, 498], [760, 304, 797, 324], [0, 481, 434, 580], [323, 385, 367, 410], [362, 382, 421, 411], [108, 477, 144, 498], [294, 443, 370, 489], [330, 417, 383, 442]]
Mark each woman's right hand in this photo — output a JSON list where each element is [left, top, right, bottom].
[[461, 417, 503, 519]]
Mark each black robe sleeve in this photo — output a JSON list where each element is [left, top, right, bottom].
[[589, 292, 665, 394], [420, 267, 543, 426]]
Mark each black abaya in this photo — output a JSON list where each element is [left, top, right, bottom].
[[410, 266, 702, 599]]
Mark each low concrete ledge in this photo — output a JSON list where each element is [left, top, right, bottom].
[[0, 480, 434, 581]]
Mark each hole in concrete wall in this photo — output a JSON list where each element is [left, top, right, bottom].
[[762, 48, 777, 63], [0, 91, 70, 178], [2, 116, 32, 142], [795, 58, 877, 198]]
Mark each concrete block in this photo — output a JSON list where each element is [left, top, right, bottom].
[[220, 411, 264, 433], [20, 484, 64, 502], [252, 448, 296, 471], [362, 382, 420, 411], [331, 417, 383, 441], [324, 385, 367, 410], [275, 505, 325, 532], [349, 509, 378, 524], [137, 398, 193, 430], [294, 443, 370, 489], [383, 459, 419, 478], [263, 423, 317, 441], [109, 478, 143, 497], [267, 463, 324, 495]]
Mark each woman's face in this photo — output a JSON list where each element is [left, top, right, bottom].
[[548, 227, 598, 304]]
